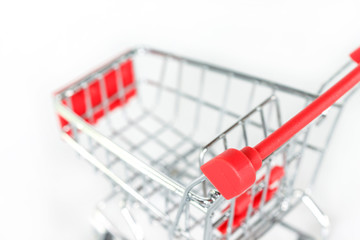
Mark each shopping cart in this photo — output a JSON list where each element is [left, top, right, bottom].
[[54, 46, 360, 240]]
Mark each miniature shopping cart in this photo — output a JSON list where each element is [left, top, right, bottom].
[[54, 46, 360, 240]]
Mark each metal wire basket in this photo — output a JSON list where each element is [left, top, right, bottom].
[[54, 46, 360, 240]]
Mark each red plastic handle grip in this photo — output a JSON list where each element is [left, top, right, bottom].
[[201, 50, 360, 200], [255, 64, 360, 160]]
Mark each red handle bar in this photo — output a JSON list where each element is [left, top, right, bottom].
[[201, 47, 360, 200]]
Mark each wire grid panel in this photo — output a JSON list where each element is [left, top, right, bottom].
[[55, 47, 345, 239]]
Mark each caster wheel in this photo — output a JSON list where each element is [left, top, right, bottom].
[[103, 231, 114, 240]]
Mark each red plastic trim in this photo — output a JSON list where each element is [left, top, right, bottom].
[[71, 89, 87, 116], [217, 166, 284, 234], [89, 80, 102, 107], [56, 60, 136, 130]]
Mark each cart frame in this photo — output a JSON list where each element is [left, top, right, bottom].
[[54, 46, 360, 240]]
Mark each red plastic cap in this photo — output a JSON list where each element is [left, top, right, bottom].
[[350, 47, 360, 64], [200, 148, 262, 200]]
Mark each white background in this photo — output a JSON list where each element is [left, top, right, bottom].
[[1, 0, 360, 239]]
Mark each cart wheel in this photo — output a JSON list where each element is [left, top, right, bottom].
[[297, 236, 314, 240], [93, 228, 117, 240], [93, 228, 114, 240], [103, 232, 114, 240], [91, 215, 116, 240]]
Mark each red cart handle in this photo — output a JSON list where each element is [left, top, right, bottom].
[[351, 47, 360, 63], [201, 47, 360, 200]]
